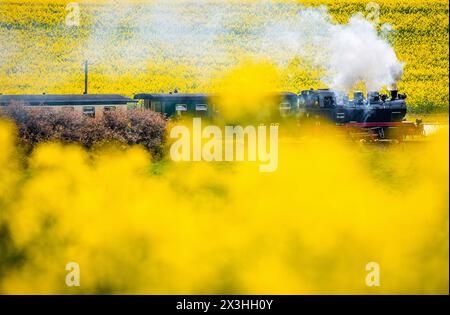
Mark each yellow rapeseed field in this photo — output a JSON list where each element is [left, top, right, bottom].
[[0, 0, 448, 112]]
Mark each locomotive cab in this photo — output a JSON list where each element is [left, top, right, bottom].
[[299, 89, 337, 122], [278, 92, 299, 117]]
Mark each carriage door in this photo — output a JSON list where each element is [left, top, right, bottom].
[[308, 94, 321, 118], [151, 101, 162, 113], [321, 95, 335, 121]]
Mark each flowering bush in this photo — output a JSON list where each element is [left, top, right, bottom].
[[1, 103, 167, 158]]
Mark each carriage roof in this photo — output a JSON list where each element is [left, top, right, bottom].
[[0, 94, 136, 106]]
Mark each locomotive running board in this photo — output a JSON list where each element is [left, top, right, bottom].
[[344, 122, 411, 128]]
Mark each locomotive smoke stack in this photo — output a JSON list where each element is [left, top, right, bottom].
[[84, 60, 88, 95], [353, 91, 363, 99], [368, 91, 380, 103], [368, 91, 379, 98], [390, 89, 398, 100]]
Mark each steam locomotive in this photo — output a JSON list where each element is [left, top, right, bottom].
[[295, 88, 422, 140]]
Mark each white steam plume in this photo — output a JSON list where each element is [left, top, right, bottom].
[[2, 0, 404, 93], [257, 5, 404, 91], [328, 15, 404, 91]]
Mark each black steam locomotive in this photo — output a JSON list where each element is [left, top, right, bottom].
[[295, 89, 421, 140]]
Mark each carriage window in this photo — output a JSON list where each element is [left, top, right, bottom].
[[279, 102, 291, 117], [196, 104, 207, 111], [323, 96, 335, 108], [312, 96, 320, 108], [104, 106, 116, 111], [280, 102, 291, 109], [83, 106, 95, 117], [176, 104, 187, 111], [151, 101, 162, 112], [299, 96, 306, 108]]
